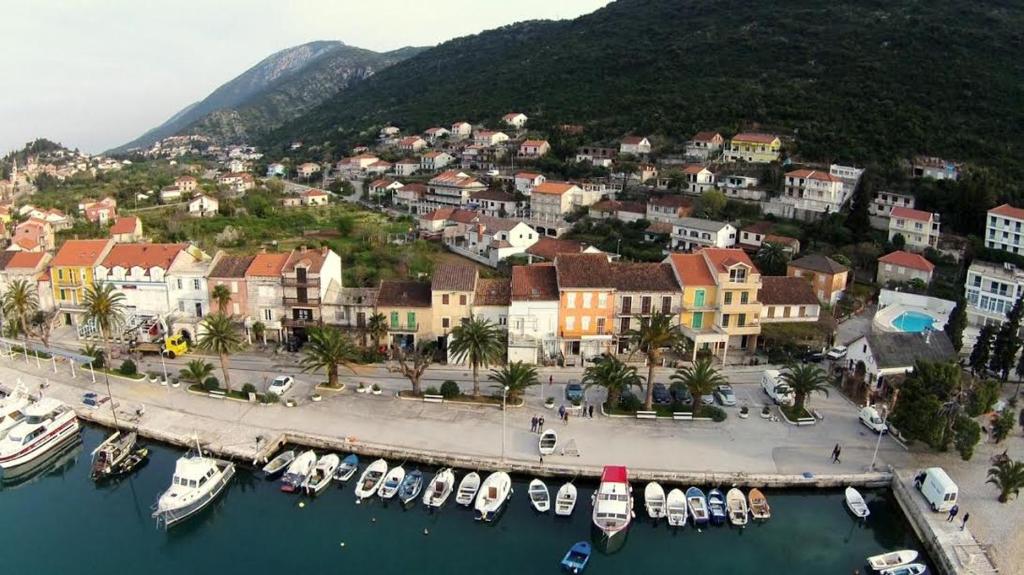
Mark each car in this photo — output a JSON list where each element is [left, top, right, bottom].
[[670, 384, 692, 405], [268, 375, 295, 396], [652, 383, 672, 405], [826, 345, 848, 360], [565, 382, 584, 402], [701, 392, 715, 405], [761, 369, 794, 406], [859, 406, 888, 433], [801, 350, 825, 363], [714, 385, 737, 406], [486, 169, 501, 177]]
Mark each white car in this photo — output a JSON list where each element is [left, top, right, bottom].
[[859, 406, 888, 433], [268, 376, 295, 396], [761, 369, 794, 406], [826, 346, 848, 360]]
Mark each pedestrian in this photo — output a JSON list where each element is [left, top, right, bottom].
[[538, 416, 545, 429], [589, 404, 595, 418], [558, 404, 566, 419], [831, 444, 841, 464], [947, 504, 959, 522], [530, 415, 538, 433], [960, 512, 970, 531], [549, 375, 553, 386], [563, 410, 569, 425], [539, 455, 544, 464]]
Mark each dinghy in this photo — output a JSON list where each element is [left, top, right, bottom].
[[378, 465, 405, 499], [354, 458, 388, 500], [644, 482, 666, 520], [880, 563, 927, 575], [399, 469, 424, 505], [666, 488, 688, 527], [845, 486, 870, 519], [555, 482, 577, 516], [726, 488, 748, 527], [707, 488, 727, 526], [333, 454, 359, 482], [749, 488, 771, 520], [528, 478, 550, 513], [303, 453, 340, 496], [261, 449, 295, 480], [866, 550, 919, 571], [456, 471, 481, 506], [539, 429, 558, 455], [686, 486, 709, 526], [474, 471, 513, 521], [280, 450, 316, 493], [423, 468, 455, 509], [560, 541, 591, 573]]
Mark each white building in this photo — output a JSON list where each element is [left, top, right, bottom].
[[781, 169, 848, 215], [682, 165, 716, 194], [514, 172, 546, 195], [530, 181, 582, 223], [870, 191, 915, 217], [846, 331, 955, 389], [620, 136, 652, 156], [188, 194, 219, 217], [507, 264, 560, 364], [829, 164, 864, 199], [685, 132, 724, 160], [888, 207, 940, 251], [166, 246, 215, 334], [420, 151, 453, 172], [912, 156, 960, 181], [985, 204, 1024, 255], [671, 218, 737, 251], [964, 260, 1024, 328], [422, 170, 488, 210], [450, 122, 473, 140], [502, 113, 529, 129], [94, 243, 186, 321]]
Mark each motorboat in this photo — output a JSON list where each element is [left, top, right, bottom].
[[456, 471, 481, 506], [333, 454, 359, 482], [280, 450, 316, 493], [528, 478, 550, 512], [423, 468, 455, 509], [354, 458, 388, 500], [378, 465, 405, 499], [1, 434, 80, 490], [644, 481, 666, 520], [0, 398, 80, 470], [474, 471, 513, 521], [880, 564, 927, 575], [0, 387, 31, 440], [555, 482, 577, 516], [398, 469, 424, 505], [304, 453, 340, 496], [539, 429, 557, 455], [560, 541, 592, 573], [151, 440, 235, 529], [845, 486, 870, 519], [707, 488, 727, 526], [666, 488, 688, 527], [749, 488, 771, 520], [90, 430, 147, 481], [867, 550, 919, 571], [726, 488, 748, 527], [686, 486, 709, 526], [591, 466, 633, 550], [261, 450, 295, 479]]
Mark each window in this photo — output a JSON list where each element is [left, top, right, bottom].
[[738, 314, 746, 327], [721, 314, 730, 327], [177, 278, 183, 289], [598, 293, 607, 307], [767, 306, 775, 318], [694, 289, 705, 307], [58, 269, 64, 280], [692, 312, 703, 329], [596, 317, 605, 334], [232, 303, 239, 314], [740, 291, 749, 304], [620, 317, 631, 332], [459, 294, 467, 305], [581, 316, 591, 331], [442, 294, 449, 305], [231, 282, 238, 293], [661, 296, 672, 314], [178, 301, 185, 312], [59, 289, 66, 301], [729, 268, 747, 282], [390, 312, 399, 329], [621, 296, 632, 314], [567, 293, 576, 308], [565, 317, 575, 330], [263, 308, 273, 321], [583, 293, 592, 308], [442, 317, 451, 329], [193, 279, 200, 290], [640, 297, 651, 314], [724, 292, 733, 305], [407, 312, 416, 328]]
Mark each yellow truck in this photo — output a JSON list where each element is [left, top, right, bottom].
[[129, 333, 189, 359]]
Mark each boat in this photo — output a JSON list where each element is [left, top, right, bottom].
[[726, 488, 748, 527], [333, 454, 359, 482], [456, 471, 481, 506], [880, 563, 927, 575], [555, 482, 577, 516], [261, 450, 295, 479], [560, 541, 592, 573], [0, 397, 80, 470], [1, 434, 80, 490], [354, 458, 388, 500], [303, 453, 340, 496], [151, 439, 235, 529], [591, 466, 633, 551], [867, 550, 920, 571], [423, 468, 455, 509], [749, 488, 771, 520], [845, 486, 871, 519], [707, 488, 727, 526], [666, 488, 688, 527], [686, 486, 710, 526], [378, 465, 405, 499], [90, 430, 148, 481], [528, 478, 550, 512], [539, 428, 558, 455], [279, 450, 316, 493], [474, 471, 513, 521], [644, 482, 666, 520], [0, 387, 31, 440], [398, 469, 424, 505]]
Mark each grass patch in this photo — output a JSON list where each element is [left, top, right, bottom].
[[187, 383, 277, 403], [398, 390, 523, 406], [780, 404, 814, 421]]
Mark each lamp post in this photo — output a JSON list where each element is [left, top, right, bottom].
[[870, 404, 889, 471], [501, 385, 509, 462]]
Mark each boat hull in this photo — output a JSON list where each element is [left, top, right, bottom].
[[155, 463, 235, 529], [0, 418, 80, 469], [590, 521, 629, 554]]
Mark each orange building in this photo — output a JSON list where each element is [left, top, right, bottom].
[[554, 253, 615, 362]]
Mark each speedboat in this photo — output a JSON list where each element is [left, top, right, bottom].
[[333, 454, 359, 482], [378, 465, 405, 499], [560, 541, 591, 573], [707, 488, 727, 525], [91, 430, 147, 481], [0, 387, 31, 440], [399, 469, 424, 505], [0, 397, 79, 470], [726, 488, 748, 527], [529, 478, 550, 512], [539, 429, 557, 455], [880, 563, 927, 575], [686, 486, 709, 526], [456, 471, 481, 506], [423, 467, 455, 509], [644, 481, 666, 520], [354, 458, 388, 500], [666, 488, 687, 527], [261, 450, 295, 479], [152, 441, 234, 529], [280, 450, 316, 493], [845, 486, 870, 519], [303, 453, 340, 496], [555, 482, 577, 516], [867, 550, 919, 571], [591, 466, 633, 550], [749, 488, 771, 520], [474, 471, 512, 521]]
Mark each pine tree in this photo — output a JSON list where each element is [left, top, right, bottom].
[[846, 176, 872, 234], [969, 324, 995, 376], [944, 294, 968, 352], [990, 297, 1024, 381]]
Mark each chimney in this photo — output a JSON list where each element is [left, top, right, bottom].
[[299, 245, 307, 253]]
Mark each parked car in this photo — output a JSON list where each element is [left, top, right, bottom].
[[859, 406, 888, 433], [565, 382, 584, 402], [826, 345, 848, 360], [670, 384, 693, 405], [915, 467, 958, 512], [701, 391, 715, 405], [801, 350, 825, 363], [268, 375, 295, 396], [761, 369, 794, 406], [714, 385, 737, 406], [652, 383, 672, 405]]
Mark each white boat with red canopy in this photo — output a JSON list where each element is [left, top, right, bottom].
[[591, 465, 633, 552]]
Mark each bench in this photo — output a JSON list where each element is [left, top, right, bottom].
[[636, 411, 658, 420], [423, 394, 444, 404], [672, 412, 693, 421], [208, 389, 226, 399]]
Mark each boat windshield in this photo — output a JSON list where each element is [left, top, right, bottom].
[[3, 411, 25, 424]]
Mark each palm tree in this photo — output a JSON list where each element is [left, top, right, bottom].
[[779, 363, 831, 412], [755, 241, 790, 276], [448, 317, 505, 397], [582, 356, 643, 409], [251, 321, 266, 344], [299, 326, 359, 388], [987, 459, 1024, 503], [79, 343, 106, 369], [83, 281, 127, 427], [1, 278, 39, 356], [625, 312, 684, 410], [211, 284, 232, 313], [488, 361, 539, 402], [670, 357, 726, 413], [367, 312, 388, 350], [196, 313, 243, 392], [179, 359, 215, 384]]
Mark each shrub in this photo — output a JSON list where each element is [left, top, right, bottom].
[[425, 386, 439, 396], [440, 380, 461, 399], [118, 359, 137, 376], [241, 383, 257, 395], [992, 408, 1016, 443], [954, 416, 981, 461], [203, 376, 221, 391], [699, 405, 728, 422], [371, 383, 381, 392], [619, 393, 642, 412], [260, 392, 280, 404], [967, 380, 1001, 417]]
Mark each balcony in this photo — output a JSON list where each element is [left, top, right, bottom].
[[282, 317, 322, 328], [617, 305, 682, 316], [388, 322, 419, 332], [283, 296, 321, 306], [282, 277, 321, 289]]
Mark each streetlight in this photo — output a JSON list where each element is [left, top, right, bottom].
[[501, 385, 509, 461], [870, 404, 889, 471]]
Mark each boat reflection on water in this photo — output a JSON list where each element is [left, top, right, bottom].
[[0, 433, 82, 490]]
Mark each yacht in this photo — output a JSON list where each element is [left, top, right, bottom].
[[0, 388, 32, 441], [591, 465, 633, 552], [152, 441, 235, 529], [0, 398, 79, 470]]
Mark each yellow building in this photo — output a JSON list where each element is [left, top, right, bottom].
[[50, 238, 115, 327], [375, 280, 433, 352], [666, 253, 726, 359], [724, 132, 781, 163]]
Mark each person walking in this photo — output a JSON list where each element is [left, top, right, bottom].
[[960, 512, 970, 531], [538, 416, 545, 430], [588, 404, 594, 418], [831, 444, 841, 464], [549, 375, 554, 386], [530, 415, 538, 433], [558, 404, 566, 420], [946, 504, 959, 522]]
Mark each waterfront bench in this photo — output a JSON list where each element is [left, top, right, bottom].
[[636, 411, 657, 420], [672, 412, 693, 421], [208, 389, 226, 399], [423, 394, 444, 404]]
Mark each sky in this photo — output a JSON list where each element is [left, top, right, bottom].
[[1, 0, 611, 156]]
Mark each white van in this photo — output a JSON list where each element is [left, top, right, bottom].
[[859, 406, 888, 433], [761, 369, 794, 406], [915, 467, 958, 512]]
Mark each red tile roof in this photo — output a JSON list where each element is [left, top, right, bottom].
[[5, 251, 46, 269], [622, 136, 648, 145], [786, 169, 840, 183], [701, 248, 759, 274], [532, 181, 577, 195], [525, 237, 585, 261], [102, 243, 186, 270], [555, 253, 613, 288], [284, 246, 331, 273], [511, 264, 559, 301], [245, 252, 290, 278], [732, 132, 779, 144], [667, 253, 716, 286], [612, 263, 680, 292], [691, 131, 721, 142], [51, 239, 113, 267], [377, 280, 432, 307], [890, 206, 934, 221], [474, 278, 511, 306], [759, 276, 819, 306], [431, 263, 478, 292], [878, 250, 935, 272], [989, 204, 1024, 220], [109, 216, 139, 235]]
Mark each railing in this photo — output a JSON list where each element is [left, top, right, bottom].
[[388, 322, 419, 332], [282, 317, 321, 328], [282, 278, 321, 288], [283, 296, 321, 306]]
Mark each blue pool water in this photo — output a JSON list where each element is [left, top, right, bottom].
[[891, 311, 936, 333]]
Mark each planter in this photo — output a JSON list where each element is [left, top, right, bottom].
[[371, 388, 382, 396], [760, 407, 771, 420], [739, 407, 750, 419], [544, 401, 555, 409], [356, 385, 368, 394], [171, 381, 181, 389], [311, 394, 323, 402], [149, 376, 160, 384], [284, 399, 297, 408]]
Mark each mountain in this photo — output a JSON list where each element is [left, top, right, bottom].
[[264, 0, 1024, 179], [112, 41, 423, 152]]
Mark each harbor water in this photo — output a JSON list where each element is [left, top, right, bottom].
[[1, 426, 932, 574]]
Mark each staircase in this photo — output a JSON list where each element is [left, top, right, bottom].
[[77, 317, 99, 340]]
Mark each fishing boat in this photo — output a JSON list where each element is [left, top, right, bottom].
[[261, 450, 295, 479], [866, 550, 919, 571], [880, 563, 927, 575], [0, 387, 31, 440], [845, 486, 870, 519], [560, 541, 592, 573], [591, 466, 633, 551], [280, 450, 316, 493], [151, 439, 234, 529], [686, 486, 710, 526], [354, 458, 388, 500], [0, 397, 79, 470], [399, 469, 424, 505], [539, 428, 558, 455], [456, 471, 481, 506], [707, 488, 727, 526], [666, 488, 688, 527], [529, 478, 550, 512], [726, 488, 748, 527], [644, 482, 666, 520], [423, 468, 455, 509], [555, 482, 577, 516], [333, 454, 359, 482], [90, 430, 148, 481], [303, 453, 340, 496], [378, 465, 405, 499], [749, 488, 771, 520], [474, 471, 513, 521]]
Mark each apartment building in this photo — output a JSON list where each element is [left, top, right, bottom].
[[964, 261, 1024, 328], [781, 169, 847, 215], [787, 254, 849, 305], [244, 251, 290, 343], [554, 253, 616, 362], [281, 246, 342, 341], [50, 239, 115, 330], [985, 204, 1024, 255], [611, 263, 681, 353], [671, 218, 736, 251], [870, 191, 915, 217], [508, 264, 560, 364], [888, 207, 940, 251]]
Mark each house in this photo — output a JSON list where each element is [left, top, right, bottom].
[[50, 238, 115, 331], [0, 251, 52, 308], [700, 248, 764, 353], [281, 246, 342, 340], [829, 164, 864, 199], [646, 195, 695, 223], [758, 276, 821, 324], [469, 189, 518, 218], [846, 331, 956, 390], [518, 140, 551, 158], [717, 174, 764, 200], [393, 183, 427, 212], [450, 121, 473, 140], [398, 136, 428, 153], [79, 197, 117, 224], [472, 278, 511, 331], [877, 251, 935, 286], [620, 136, 652, 156], [473, 130, 509, 146], [165, 244, 215, 334], [524, 237, 594, 263], [420, 151, 454, 172], [188, 194, 219, 217], [787, 254, 849, 305], [217, 172, 255, 193], [376, 280, 432, 351], [530, 181, 583, 223], [589, 200, 646, 223], [379, 126, 401, 138], [985, 204, 1024, 255], [555, 253, 616, 362], [422, 170, 488, 211], [109, 216, 143, 243], [737, 223, 800, 255], [94, 243, 187, 321], [575, 146, 617, 167], [226, 159, 246, 174], [322, 283, 377, 332], [870, 191, 915, 217], [297, 162, 321, 179], [964, 260, 1024, 328], [300, 189, 330, 207], [611, 262, 681, 353], [393, 159, 420, 177], [208, 254, 255, 316], [435, 210, 540, 266], [365, 160, 393, 175], [781, 169, 847, 215], [160, 185, 183, 202], [175, 175, 198, 193], [671, 218, 737, 251], [502, 113, 529, 129], [337, 154, 380, 174], [912, 156, 960, 181], [266, 162, 286, 177], [682, 165, 716, 194], [12, 218, 54, 252], [423, 127, 450, 143], [514, 172, 546, 194], [368, 179, 404, 199], [724, 133, 781, 163], [431, 263, 479, 349], [686, 132, 724, 160], [888, 207, 940, 251], [508, 264, 560, 363], [244, 251, 291, 342]]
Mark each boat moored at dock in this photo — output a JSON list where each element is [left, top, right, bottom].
[[0, 397, 79, 471], [591, 465, 632, 552], [474, 471, 512, 522], [90, 430, 148, 481], [354, 458, 388, 500], [151, 441, 234, 529]]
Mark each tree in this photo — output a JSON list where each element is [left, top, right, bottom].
[[1, 278, 39, 356], [389, 341, 435, 395], [987, 459, 1024, 503], [251, 320, 266, 344], [625, 312, 683, 410], [755, 242, 790, 276], [299, 326, 359, 389], [582, 356, 642, 409], [488, 361, 539, 402], [992, 407, 1016, 443], [196, 313, 243, 392], [890, 360, 964, 449], [670, 357, 726, 413], [779, 363, 830, 412], [179, 359, 215, 383], [953, 415, 981, 461], [698, 189, 727, 218], [891, 233, 906, 250], [846, 176, 872, 235], [82, 281, 127, 427], [944, 294, 967, 353], [367, 312, 388, 350], [211, 284, 232, 313], [990, 296, 1023, 380], [969, 324, 995, 376], [448, 317, 505, 397], [80, 343, 106, 369]]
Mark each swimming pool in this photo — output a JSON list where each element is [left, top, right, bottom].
[[891, 310, 937, 332]]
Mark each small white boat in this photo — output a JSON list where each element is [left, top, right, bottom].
[[880, 563, 927, 575], [303, 453, 340, 496], [456, 471, 481, 506], [398, 470, 424, 505], [726, 488, 748, 527], [378, 465, 405, 499], [152, 440, 234, 529], [749, 488, 771, 520], [261, 450, 295, 479], [555, 482, 577, 516], [538, 428, 557, 455], [474, 471, 513, 521], [528, 478, 550, 513], [644, 482, 666, 520], [354, 458, 388, 500], [666, 488, 688, 527], [91, 430, 144, 481], [867, 550, 919, 571], [280, 450, 316, 493], [333, 454, 359, 482], [845, 486, 870, 519], [423, 468, 456, 509]]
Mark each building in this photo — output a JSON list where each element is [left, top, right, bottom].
[[0, 251, 52, 311], [420, 151, 454, 172], [473, 278, 510, 330], [94, 243, 187, 325], [450, 121, 473, 140], [737, 222, 800, 254], [781, 169, 847, 215], [846, 331, 956, 389], [671, 218, 737, 251], [681, 165, 716, 194], [423, 127, 450, 143], [758, 276, 821, 324], [244, 251, 290, 342], [530, 181, 582, 223], [514, 172, 546, 195], [430, 263, 479, 355], [398, 137, 428, 153], [555, 253, 615, 362], [50, 239, 115, 332], [423, 170, 488, 211], [469, 189, 518, 218], [297, 162, 322, 179], [877, 251, 935, 286], [611, 263, 681, 353], [322, 282, 377, 334], [473, 130, 509, 146], [701, 248, 763, 354], [165, 245, 215, 335], [160, 186, 183, 202], [502, 113, 529, 129], [620, 136, 652, 156], [281, 246, 342, 341], [518, 139, 551, 158], [686, 132, 724, 160], [188, 194, 219, 217], [208, 254, 255, 317], [12, 218, 53, 251], [575, 146, 617, 167], [665, 253, 724, 358], [79, 197, 117, 224], [368, 179, 404, 200], [964, 260, 1024, 328], [869, 191, 915, 217], [376, 280, 432, 351], [175, 175, 198, 193], [337, 154, 380, 174], [912, 156, 960, 181], [300, 189, 329, 207], [829, 164, 864, 199], [787, 254, 849, 305], [985, 204, 1024, 255], [393, 159, 420, 177], [646, 195, 695, 224], [266, 163, 286, 177], [589, 200, 646, 223], [888, 207, 940, 251], [508, 264, 560, 364], [724, 133, 781, 163], [109, 216, 143, 243]]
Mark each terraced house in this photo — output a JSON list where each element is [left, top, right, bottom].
[[611, 263, 681, 354], [50, 238, 114, 332], [666, 253, 724, 360], [723, 132, 781, 163], [376, 280, 432, 352], [281, 246, 342, 342], [555, 253, 616, 363]]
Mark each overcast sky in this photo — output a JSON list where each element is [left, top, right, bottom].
[[1, 0, 610, 155]]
